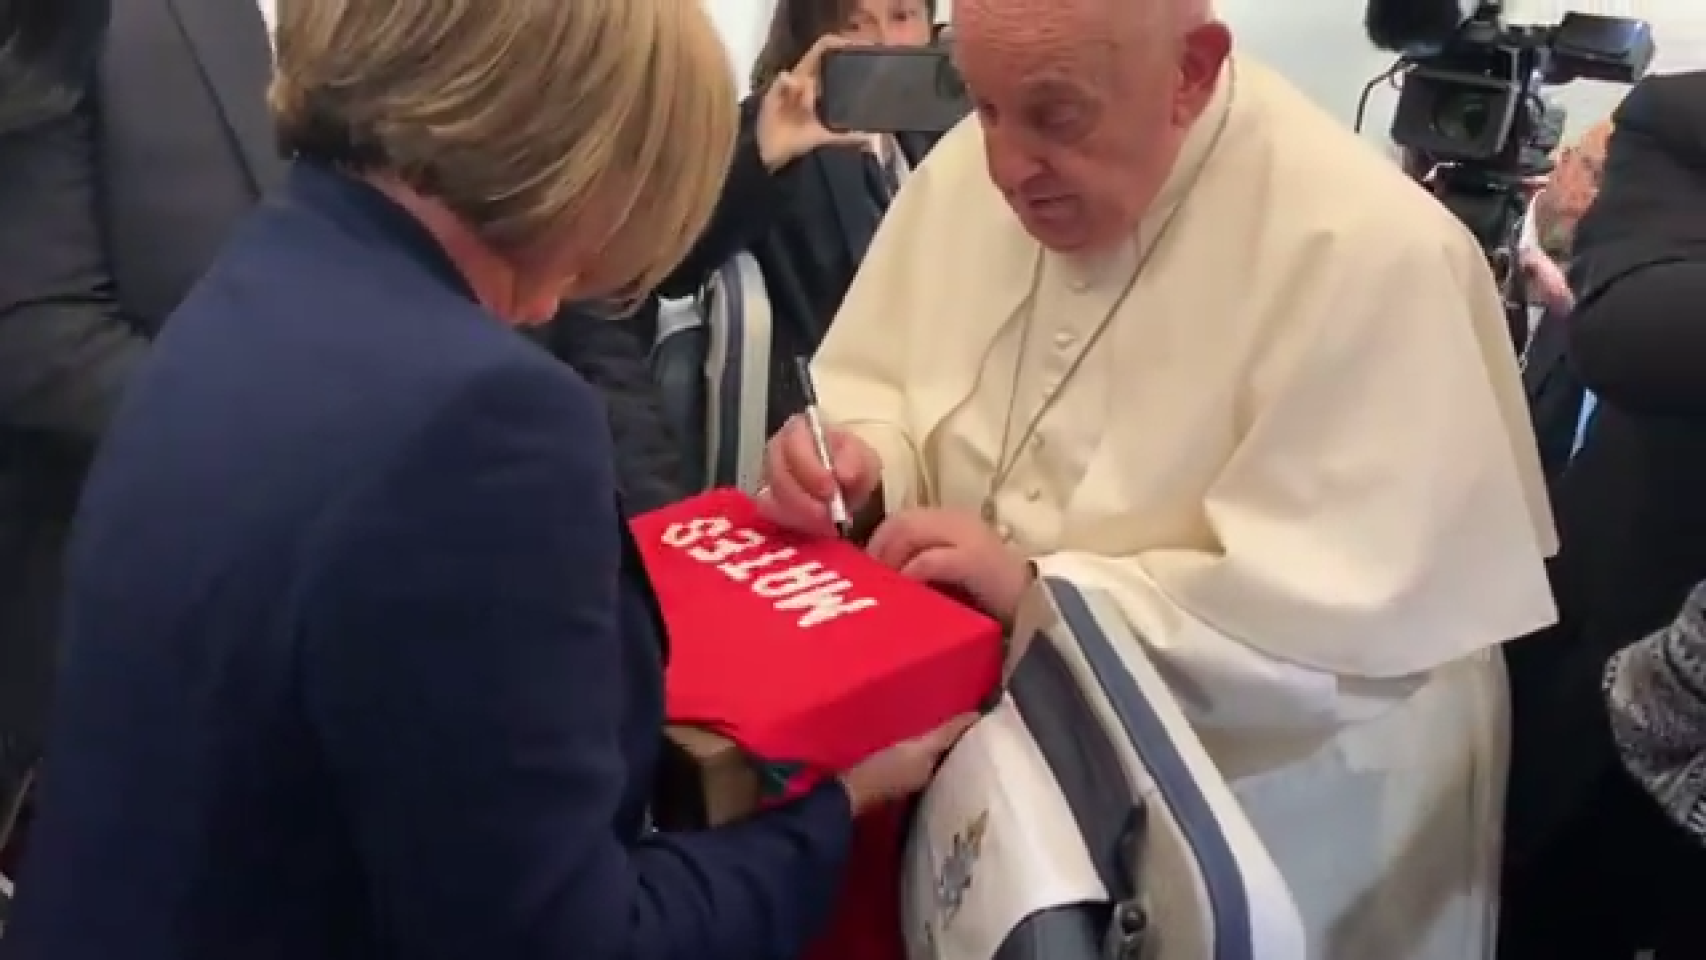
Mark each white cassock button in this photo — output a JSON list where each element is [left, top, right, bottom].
[[1025, 487, 1041, 502], [1054, 330, 1076, 349], [1031, 435, 1045, 451], [997, 523, 1014, 541]]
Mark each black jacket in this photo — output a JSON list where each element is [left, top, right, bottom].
[[6, 164, 851, 960], [0, 24, 686, 823], [1501, 71, 1706, 956], [0, 0, 106, 134], [1521, 305, 1589, 490], [0, 107, 113, 818], [658, 93, 937, 433], [537, 302, 690, 514]]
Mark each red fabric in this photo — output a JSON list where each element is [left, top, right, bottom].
[[633, 489, 1003, 960], [816, 803, 910, 960]]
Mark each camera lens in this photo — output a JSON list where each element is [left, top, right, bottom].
[[1432, 90, 1493, 142]]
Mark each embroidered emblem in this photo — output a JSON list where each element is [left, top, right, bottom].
[[933, 810, 989, 927]]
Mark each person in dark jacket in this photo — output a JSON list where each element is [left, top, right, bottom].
[[3, 1, 971, 956], [1516, 119, 1610, 487], [0, 0, 108, 870], [655, 0, 942, 434], [0, 0, 685, 858], [539, 302, 691, 513], [0, 0, 105, 134], [1499, 70, 1706, 958]]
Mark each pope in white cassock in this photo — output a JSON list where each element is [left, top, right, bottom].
[[758, 0, 1558, 956]]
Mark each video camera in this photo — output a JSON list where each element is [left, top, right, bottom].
[[1372, 0, 1653, 348]]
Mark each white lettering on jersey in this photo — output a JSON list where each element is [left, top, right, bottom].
[[773, 580, 879, 628], [656, 513, 877, 628]]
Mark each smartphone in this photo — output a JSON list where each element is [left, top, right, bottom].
[[816, 46, 972, 135]]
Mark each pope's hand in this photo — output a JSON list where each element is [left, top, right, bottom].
[[757, 415, 882, 535], [756, 35, 867, 172], [868, 508, 1034, 623], [839, 713, 978, 816]]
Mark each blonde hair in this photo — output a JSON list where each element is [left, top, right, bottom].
[[272, 0, 737, 304]]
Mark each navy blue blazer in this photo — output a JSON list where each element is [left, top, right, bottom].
[[6, 164, 852, 960]]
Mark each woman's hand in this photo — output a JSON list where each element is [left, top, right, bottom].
[[839, 714, 978, 816], [756, 34, 867, 171]]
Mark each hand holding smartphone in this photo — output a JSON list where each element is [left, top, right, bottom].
[[814, 45, 972, 136], [754, 34, 869, 171]]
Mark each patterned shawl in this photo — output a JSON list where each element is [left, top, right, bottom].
[[1605, 581, 1706, 840]]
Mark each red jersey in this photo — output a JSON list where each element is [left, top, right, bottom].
[[634, 489, 1003, 960]]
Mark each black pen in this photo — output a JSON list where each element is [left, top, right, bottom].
[[793, 356, 853, 538]]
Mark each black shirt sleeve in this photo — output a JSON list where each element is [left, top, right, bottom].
[[0, 102, 145, 447]]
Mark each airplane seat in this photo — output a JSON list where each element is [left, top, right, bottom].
[[904, 578, 1306, 960], [650, 252, 773, 493]]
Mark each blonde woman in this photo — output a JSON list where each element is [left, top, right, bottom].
[[2, 1, 971, 957]]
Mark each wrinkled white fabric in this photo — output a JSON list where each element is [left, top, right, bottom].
[[813, 57, 1556, 959]]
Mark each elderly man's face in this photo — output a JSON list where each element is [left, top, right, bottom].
[[955, 0, 1229, 253]]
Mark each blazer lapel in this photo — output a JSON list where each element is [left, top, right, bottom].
[[166, 0, 284, 192]]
